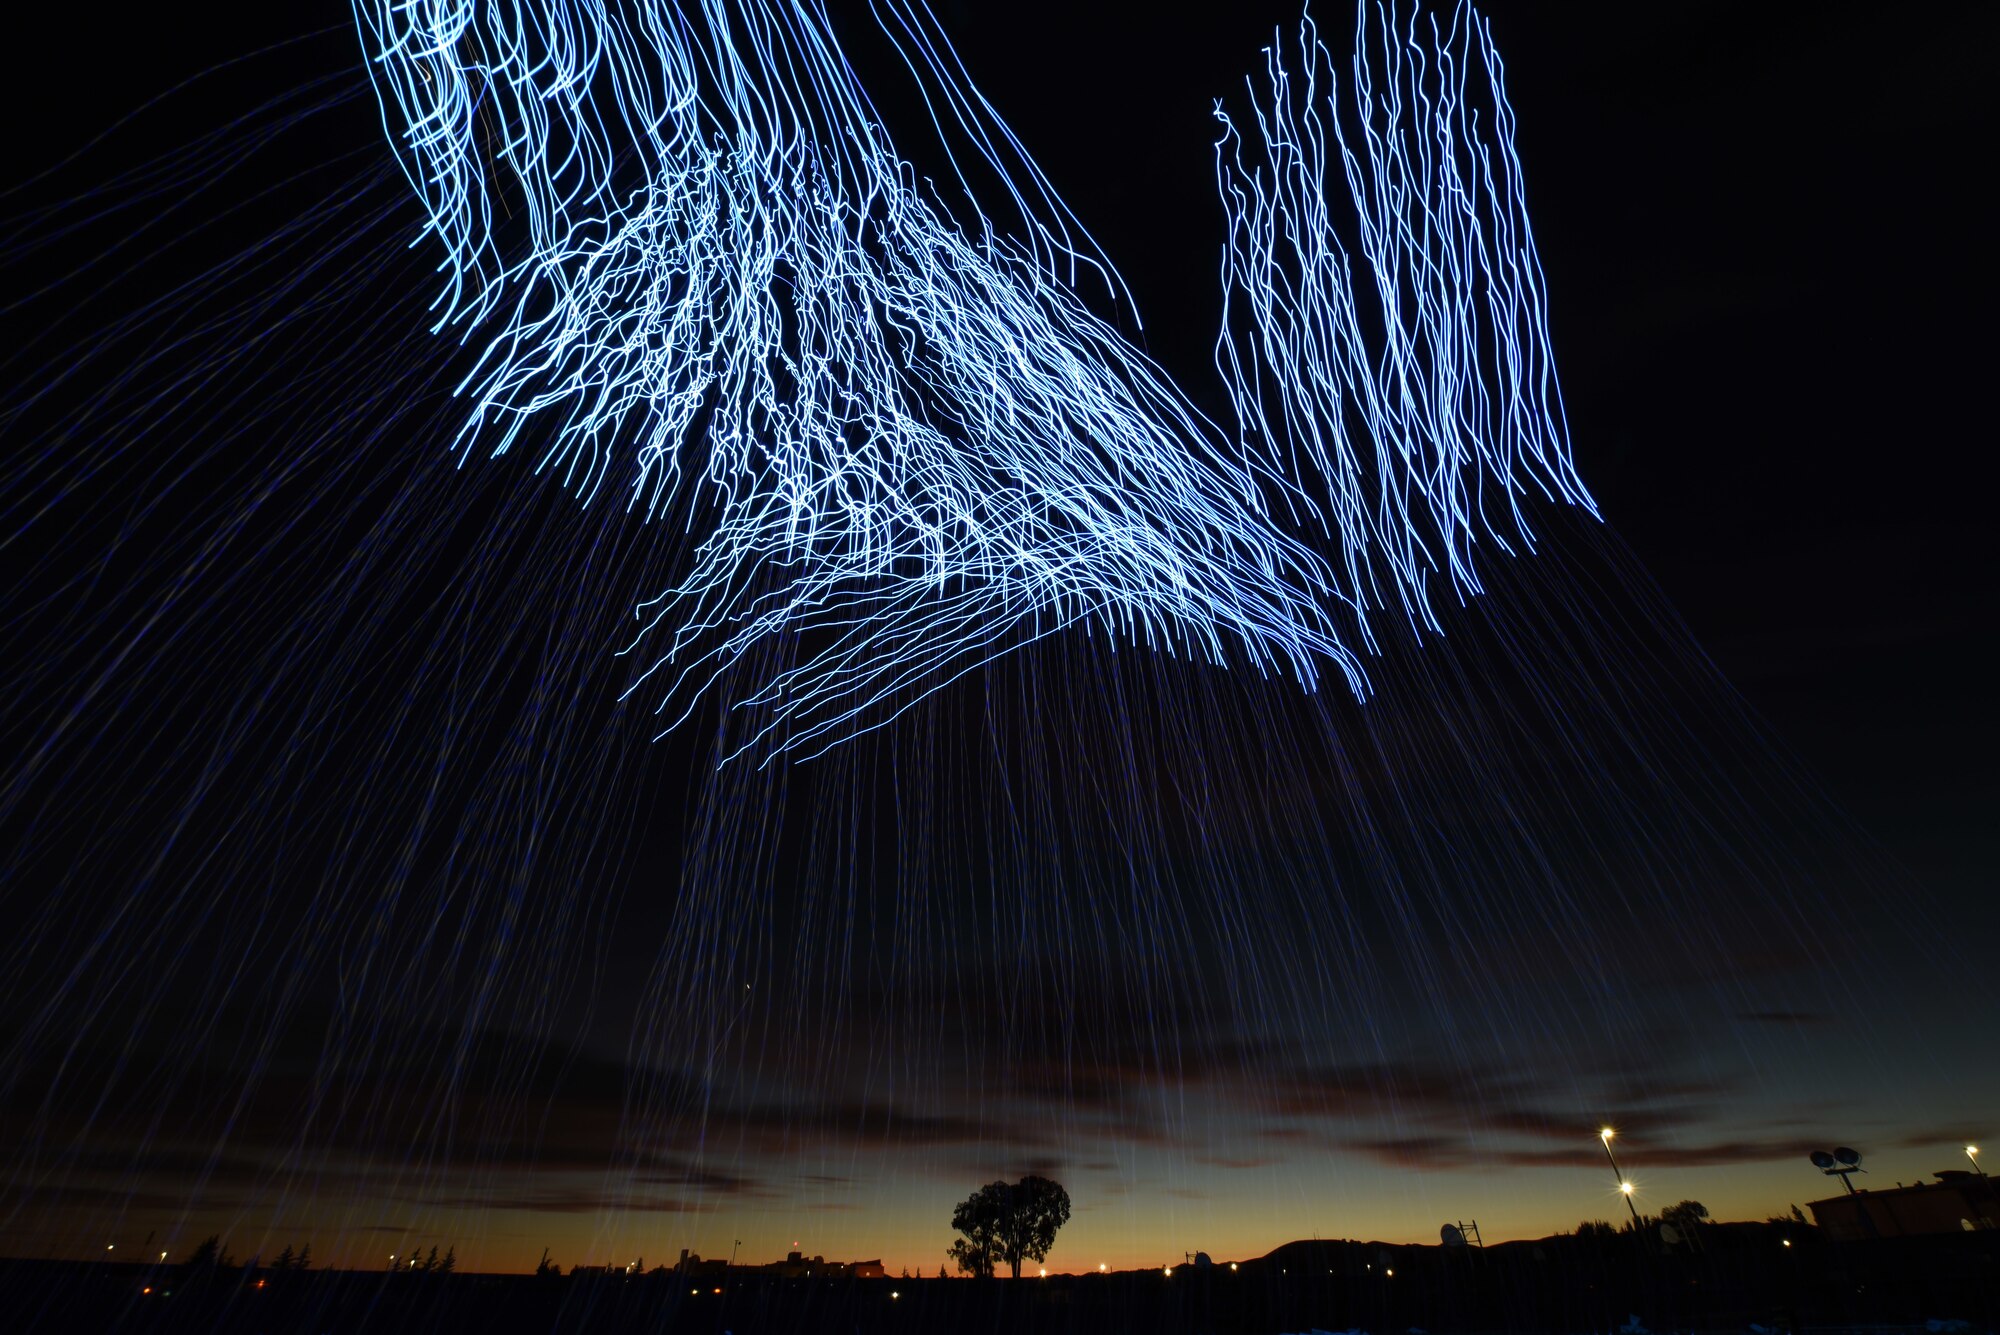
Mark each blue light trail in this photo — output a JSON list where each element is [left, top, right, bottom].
[[353, 0, 1591, 759], [1214, 3, 1595, 644]]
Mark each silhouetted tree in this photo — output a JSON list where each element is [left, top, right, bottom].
[[439, 1246, 456, 1275], [273, 1244, 296, 1272], [183, 1236, 223, 1269], [296, 1243, 311, 1271], [422, 1245, 440, 1273], [949, 1176, 1072, 1279], [535, 1248, 560, 1278], [1790, 1204, 1809, 1227], [949, 1185, 1003, 1276], [1575, 1220, 1617, 1239], [1661, 1200, 1709, 1230], [998, 1176, 1070, 1278]]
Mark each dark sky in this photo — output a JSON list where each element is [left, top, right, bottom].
[[2, 2, 1993, 1273]]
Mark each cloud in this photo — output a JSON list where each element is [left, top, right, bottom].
[[1341, 1132, 1819, 1172], [417, 1190, 719, 1215]]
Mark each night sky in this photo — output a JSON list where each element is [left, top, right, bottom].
[[3, 1, 1994, 1277]]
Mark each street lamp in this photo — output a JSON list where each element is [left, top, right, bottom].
[[1969, 1146, 1986, 1178], [1600, 1128, 1644, 1229]]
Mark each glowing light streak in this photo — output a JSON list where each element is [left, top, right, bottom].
[[1213, 1, 1595, 641], [353, 0, 1591, 758]]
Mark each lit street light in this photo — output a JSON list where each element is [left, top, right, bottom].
[[1600, 1128, 1644, 1229], [1968, 1145, 1986, 1178]]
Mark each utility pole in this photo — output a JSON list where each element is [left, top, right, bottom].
[[1600, 1128, 1644, 1230]]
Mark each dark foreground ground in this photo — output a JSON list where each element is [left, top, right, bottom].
[[4, 1225, 1996, 1334]]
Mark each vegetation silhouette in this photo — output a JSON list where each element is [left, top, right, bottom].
[[1661, 1199, 1710, 1231], [947, 1175, 1071, 1278]]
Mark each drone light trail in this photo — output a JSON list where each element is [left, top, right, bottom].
[[354, 0, 1590, 758], [1214, 2, 1594, 643]]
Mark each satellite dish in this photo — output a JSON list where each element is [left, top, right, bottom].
[[1834, 1147, 1861, 1167], [1809, 1150, 1836, 1169], [1441, 1224, 1465, 1247], [1658, 1222, 1682, 1246]]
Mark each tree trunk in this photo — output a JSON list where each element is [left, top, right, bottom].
[[1009, 1257, 1021, 1279]]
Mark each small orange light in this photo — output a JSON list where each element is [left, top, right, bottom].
[[256, 1280, 265, 1289], [141, 1287, 152, 1295]]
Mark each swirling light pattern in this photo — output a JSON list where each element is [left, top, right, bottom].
[[354, 0, 1590, 758]]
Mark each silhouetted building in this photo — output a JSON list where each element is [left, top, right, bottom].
[[1808, 1170, 1999, 1241], [669, 1248, 885, 1279], [675, 1250, 728, 1277]]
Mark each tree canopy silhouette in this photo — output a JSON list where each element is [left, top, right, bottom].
[[948, 1176, 1071, 1278], [1662, 1199, 1710, 1229], [182, 1235, 234, 1270]]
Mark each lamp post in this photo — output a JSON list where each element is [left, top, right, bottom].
[[1600, 1128, 1644, 1229], [1969, 1146, 1986, 1178]]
